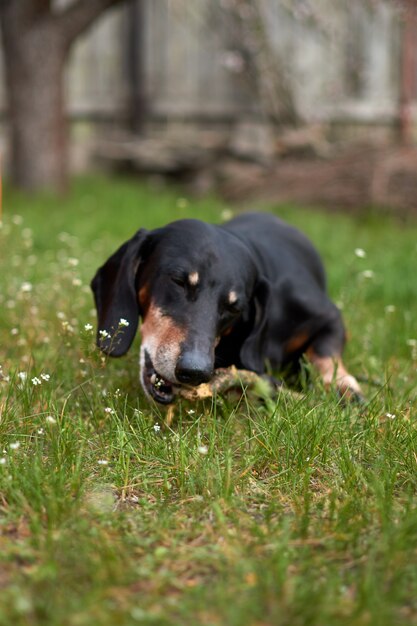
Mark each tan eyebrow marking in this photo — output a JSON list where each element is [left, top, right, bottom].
[[188, 272, 199, 286], [228, 290, 238, 304]]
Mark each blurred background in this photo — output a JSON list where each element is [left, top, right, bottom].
[[0, 0, 416, 212]]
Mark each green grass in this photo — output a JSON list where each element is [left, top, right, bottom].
[[1, 175, 417, 626]]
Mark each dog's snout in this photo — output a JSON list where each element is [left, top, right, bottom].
[[175, 352, 213, 386]]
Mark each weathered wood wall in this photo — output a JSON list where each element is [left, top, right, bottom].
[[0, 0, 411, 168], [60, 0, 404, 123]]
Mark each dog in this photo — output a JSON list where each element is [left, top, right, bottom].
[[91, 212, 362, 404]]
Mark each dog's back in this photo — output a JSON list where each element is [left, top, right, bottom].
[[222, 212, 327, 290]]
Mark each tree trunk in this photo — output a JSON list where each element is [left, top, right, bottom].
[[1, 18, 68, 193], [0, 0, 128, 194]]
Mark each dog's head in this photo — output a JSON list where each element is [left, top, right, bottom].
[[91, 219, 270, 403]]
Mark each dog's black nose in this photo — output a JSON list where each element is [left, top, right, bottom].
[[175, 353, 213, 386]]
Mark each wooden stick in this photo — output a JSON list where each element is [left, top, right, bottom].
[[173, 367, 263, 401]]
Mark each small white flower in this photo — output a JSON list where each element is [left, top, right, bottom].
[[354, 248, 366, 258], [9, 442, 20, 450], [72, 278, 82, 287], [361, 270, 374, 279], [104, 407, 114, 415], [20, 282, 32, 293], [40, 374, 50, 382], [84, 323, 93, 331], [99, 329, 110, 339], [187, 409, 195, 415], [97, 459, 109, 466], [0, 458, 6, 466], [197, 445, 208, 455], [68, 257, 79, 267], [406, 339, 417, 347], [37, 428, 45, 435], [119, 318, 129, 328], [221, 209, 233, 222], [45, 416, 56, 424], [12, 215, 23, 225], [32, 377, 42, 386], [176, 197, 189, 209], [385, 305, 396, 314], [17, 372, 27, 382], [153, 424, 161, 432], [385, 413, 396, 419], [57, 312, 66, 320], [10, 328, 19, 336]]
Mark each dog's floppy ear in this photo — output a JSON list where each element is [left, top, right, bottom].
[[91, 229, 149, 356], [239, 277, 270, 374]]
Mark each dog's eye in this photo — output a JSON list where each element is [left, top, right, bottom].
[[171, 276, 186, 288], [225, 301, 241, 315]]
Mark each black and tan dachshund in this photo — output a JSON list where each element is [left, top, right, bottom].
[[91, 212, 362, 404]]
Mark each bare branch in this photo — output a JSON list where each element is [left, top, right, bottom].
[[57, 0, 130, 47]]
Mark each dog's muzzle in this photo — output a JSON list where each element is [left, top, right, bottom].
[[142, 350, 176, 404]]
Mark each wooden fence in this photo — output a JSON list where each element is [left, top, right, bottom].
[[0, 1, 412, 146]]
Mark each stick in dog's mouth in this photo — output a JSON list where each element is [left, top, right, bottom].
[[142, 350, 176, 404]]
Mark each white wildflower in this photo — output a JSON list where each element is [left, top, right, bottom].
[[9, 442, 20, 450], [40, 373, 50, 382], [119, 318, 129, 328], [153, 424, 161, 432], [221, 209, 233, 222], [99, 329, 110, 339], [104, 407, 114, 415], [37, 428, 45, 435], [176, 197, 189, 209], [0, 458, 6, 466], [84, 323, 93, 331], [385, 305, 396, 314], [97, 459, 109, 466], [32, 377, 42, 386], [354, 248, 366, 258], [361, 270, 375, 279], [385, 413, 396, 419], [20, 282, 33, 293], [197, 445, 208, 455], [10, 328, 19, 336], [17, 372, 27, 382], [45, 416, 56, 424], [68, 257, 79, 267]]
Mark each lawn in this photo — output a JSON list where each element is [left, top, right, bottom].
[[0, 175, 417, 626]]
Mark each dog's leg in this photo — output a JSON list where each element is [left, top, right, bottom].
[[305, 314, 364, 401], [306, 350, 363, 400]]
